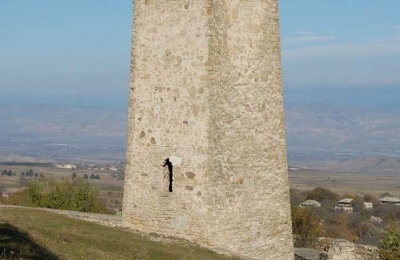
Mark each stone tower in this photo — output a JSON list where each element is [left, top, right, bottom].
[[122, 1, 294, 259]]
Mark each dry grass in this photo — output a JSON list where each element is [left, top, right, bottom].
[[0, 165, 124, 190], [1, 165, 125, 211], [0, 208, 239, 260], [289, 169, 400, 197]]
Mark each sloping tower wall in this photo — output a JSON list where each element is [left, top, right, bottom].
[[123, 1, 294, 259]]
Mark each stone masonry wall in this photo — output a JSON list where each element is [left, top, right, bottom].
[[295, 240, 379, 260], [319, 239, 379, 260], [295, 248, 322, 260], [123, 1, 294, 259]]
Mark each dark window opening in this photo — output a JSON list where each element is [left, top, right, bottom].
[[162, 158, 173, 192]]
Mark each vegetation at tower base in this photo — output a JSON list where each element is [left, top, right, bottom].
[[7, 178, 107, 213], [378, 227, 400, 260]]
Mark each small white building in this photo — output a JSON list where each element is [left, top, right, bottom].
[[335, 198, 353, 213], [64, 164, 77, 170], [300, 200, 321, 208], [370, 216, 383, 224], [363, 202, 373, 210], [55, 164, 77, 170], [379, 197, 400, 206]]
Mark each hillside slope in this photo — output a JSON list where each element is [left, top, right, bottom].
[[0, 207, 239, 260]]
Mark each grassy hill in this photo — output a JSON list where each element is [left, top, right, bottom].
[[0, 207, 239, 260]]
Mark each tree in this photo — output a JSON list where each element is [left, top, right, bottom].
[[306, 187, 340, 209], [373, 204, 400, 222], [71, 172, 77, 179], [290, 189, 307, 208], [306, 187, 340, 202], [291, 207, 322, 247], [351, 196, 365, 213], [380, 192, 392, 198], [1, 169, 12, 176], [379, 228, 400, 260], [364, 194, 376, 202], [26, 178, 106, 213], [83, 174, 88, 179]]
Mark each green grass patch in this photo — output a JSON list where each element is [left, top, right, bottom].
[[0, 208, 239, 260]]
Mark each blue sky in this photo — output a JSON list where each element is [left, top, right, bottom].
[[1, 1, 400, 106], [281, 1, 400, 90]]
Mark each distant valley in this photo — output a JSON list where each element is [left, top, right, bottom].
[[285, 102, 400, 163], [0, 104, 126, 163], [1, 102, 400, 173]]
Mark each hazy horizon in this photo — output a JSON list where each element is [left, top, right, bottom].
[[2, 87, 400, 109]]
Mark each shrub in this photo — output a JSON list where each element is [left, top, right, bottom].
[[306, 187, 340, 210], [11, 178, 108, 213], [290, 189, 307, 208], [306, 187, 340, 202], [323, 212, 357, 241], [373, 204, 400, 222], [379, 228, 400, 260], [7, 189, 30, 206], [291, 207, 322, 247]]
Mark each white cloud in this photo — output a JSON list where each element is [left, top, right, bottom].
[[283, 41, 400, 60], [294, 31, 315, 36], [283, 36, 339, 45], [365, 35, 400, 43], [283, 31, 339, 45]]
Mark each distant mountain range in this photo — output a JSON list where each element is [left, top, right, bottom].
[[1, 102, 400, 171], [0, 104, 127, 163], [285, 102, 400, 158]]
